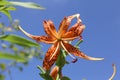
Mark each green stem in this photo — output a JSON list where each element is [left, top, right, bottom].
[[56, 49, 66, 79]]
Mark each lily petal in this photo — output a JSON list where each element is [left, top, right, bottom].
[[61, 41, 104, 60], [43, 20, 58, 38], [58, 14, 81, 36], [43, 42, 60, 70], [19, 26, 34, 38], [62, 25, 85, 41], [19, 26, 56, 44], [34, 36, 57, 44]]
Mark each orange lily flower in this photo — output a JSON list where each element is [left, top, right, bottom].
[[19, 14, 104, 70]]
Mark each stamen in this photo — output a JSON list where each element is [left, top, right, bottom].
[[71, 58, 78, 63], [67, 52, 78, 63], [18, 26, 33, 38], [49, 43, 59, 61], [60, 41, 78, 63], [68, 52, 76, 59]]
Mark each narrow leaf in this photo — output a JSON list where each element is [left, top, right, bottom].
[[0, 74, 5, 80], [5, 6, 16, 11], [40, 73, 53, 80], [0, 10, 12, 21], [9, 1, 45, 10], [0, 1, 11, 5], [0, 52, 26, 62], [0, 63, 6, 70], [37, 65, 46, 74], [0, 34, 39, 47]]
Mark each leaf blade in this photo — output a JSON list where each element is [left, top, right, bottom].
[[0, 1, 11, 5], [0, 34, 39, 47], [0, 52, 26, 62], [9, 1, 45, 10], [0, 10, 12, 21]]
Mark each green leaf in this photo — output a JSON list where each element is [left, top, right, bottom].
[[0, 1, 14, 21], [0, 34, 39, 47], [0, 1, 11, 5], [9, 1, 45, 10], [0, 10, 12, 21], [0, 52, 26, 62], [5, 6, 16, 10], [0, 74, 5, 80], [40, 73, 53, 80], [38, 65, 53, 80], [61, 76, 71, 80], [37, 65, 46, 74], [0, 63, 6, 70]]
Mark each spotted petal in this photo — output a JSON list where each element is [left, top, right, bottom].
[[58, 14, 81, 36], [62, 24, 85, 41], [32, 36, 56, 44], [43, 42, 60, 70], [19, 26, 56, 44], [43, 20, 58, 38], [61, 41, 104, 60]]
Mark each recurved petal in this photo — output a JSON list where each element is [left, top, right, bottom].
[[43, 20, 58, 38], [43, 42, 60, 70], [19, 26, 56, 44], [61, 41, 104, 60], [33, 36, 56, 44], [58, 14, 81, 36], [62, 25, 85, 41], [19, 26, 34, 39]]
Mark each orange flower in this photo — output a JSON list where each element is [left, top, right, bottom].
[[19, 14, 104, 70]]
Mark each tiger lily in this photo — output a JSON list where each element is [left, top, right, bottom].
[[19, 14, 104, 70]]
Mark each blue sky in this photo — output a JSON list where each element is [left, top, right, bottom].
[[1, 0, 120, 80]]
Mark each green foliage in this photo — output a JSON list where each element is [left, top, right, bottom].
[[0, 25, 42, 80], [0, 0, 45, 21], [0, 63, 6, 71], [40, 73, 53, 80], [0, 34, 39, 47], [0, 52, 26, 62], [37, 65, 46, 74], [0, 74, 5, 80], [9, 1, 45, 10], [0, 1, 43, 79], [38, 65, 53, 80]]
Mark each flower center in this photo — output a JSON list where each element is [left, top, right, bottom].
[[57, 38, 62, 41]]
